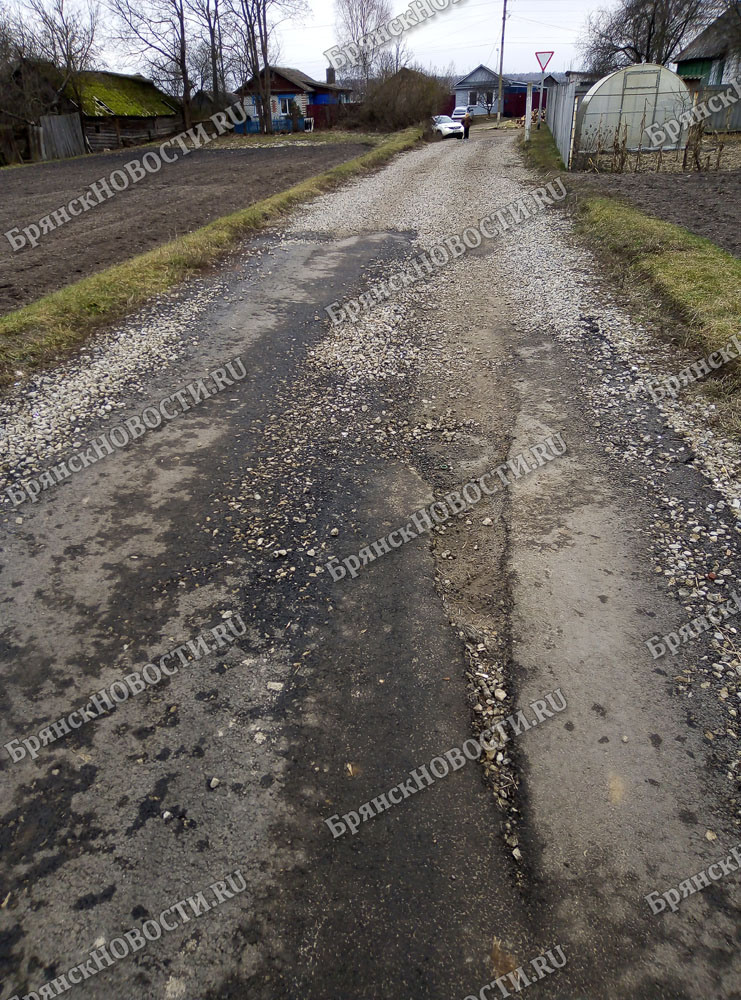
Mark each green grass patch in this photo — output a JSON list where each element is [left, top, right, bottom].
[[520, 122, 564, 173], [578, 194, 741, 432], [0, 126, 421, 387], [579, 196, 741, 352]]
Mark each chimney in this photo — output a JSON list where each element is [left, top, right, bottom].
[[326, 66, 336, 84]]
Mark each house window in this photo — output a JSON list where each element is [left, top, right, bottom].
[[486, 91, 493, 105], [469, 91, 477, 104], [280, 97, 292, 115]]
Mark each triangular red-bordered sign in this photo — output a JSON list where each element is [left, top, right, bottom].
[[535, 51, 554, 71]]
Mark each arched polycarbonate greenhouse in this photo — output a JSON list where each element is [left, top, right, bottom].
[[574, 64, 692, 162], [547, 64, 693, 168]]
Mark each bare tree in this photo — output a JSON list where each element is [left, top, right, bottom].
[[187, 0, 222, 103], [376, 36, 411, 79], [222, 0, 303, 132], [106, 0, 195, 127], [0, 2, 29, 122], [580, 0, 712, 73], [475, 87, 495, 116], [225, 0, 270, 130], [186, 34, 212, 89], [0, 1, 17, 68], [0, 0, 98, 128], [335, 0, 391, 85], [25, 0, 98, 103]]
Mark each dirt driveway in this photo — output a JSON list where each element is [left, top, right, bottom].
[[0, 142, 372, 315]]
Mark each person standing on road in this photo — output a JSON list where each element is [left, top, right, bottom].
[[462, 111, 472, 140]]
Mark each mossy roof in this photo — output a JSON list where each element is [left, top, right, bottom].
[[69, 71, 180, 118]]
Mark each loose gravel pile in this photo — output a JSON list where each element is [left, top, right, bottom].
[[0, 282, 227, 486]]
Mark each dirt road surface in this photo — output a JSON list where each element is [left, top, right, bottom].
[[1, 131, 740, 1000]]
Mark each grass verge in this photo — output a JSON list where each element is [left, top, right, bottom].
[[519, 123, 564, 173], [516, 124, 741, 427], [0, 126, 421, 386], [578, 195, 741, 355], [577, 194, 741, 431]]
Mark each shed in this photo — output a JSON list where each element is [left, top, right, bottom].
[[4, 60, 182, 155], [72, 71, 182, 151], [675, 10, 741, 93]]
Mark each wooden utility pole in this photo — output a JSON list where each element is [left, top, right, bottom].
[[496, 0, 507, 121]]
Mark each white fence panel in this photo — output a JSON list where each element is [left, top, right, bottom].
[[546, 81, 577, 168]]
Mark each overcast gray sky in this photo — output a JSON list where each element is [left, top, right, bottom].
[[101, 0, 602, 84], [275, 0, 600, 80]]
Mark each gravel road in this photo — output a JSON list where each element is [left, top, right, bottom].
[[1, 131, 740, 1000]]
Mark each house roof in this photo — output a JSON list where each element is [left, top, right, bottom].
[[506, 72, 567, 85], [193, 89, 239, 104], [675, 10, 740, 62], [70, 70, 179, 117], [243, 66, 350, 94], [453, 64, 503, 88]]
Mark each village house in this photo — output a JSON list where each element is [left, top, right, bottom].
[[452, 64, 558, 118], [236, 66, 352, 131], [2, 59, 182, 159], [674, 11, 741, 131], [675, 9, 741, 94], [192, 89, 241, 119]]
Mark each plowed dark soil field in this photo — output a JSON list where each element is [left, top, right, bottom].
[[0, 141, 372, 314]]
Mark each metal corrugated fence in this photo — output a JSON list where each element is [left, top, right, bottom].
[[702, 84, 741, 132], [546, 81, 578, 168]]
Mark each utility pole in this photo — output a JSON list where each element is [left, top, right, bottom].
[[496, 0, 507, 122]]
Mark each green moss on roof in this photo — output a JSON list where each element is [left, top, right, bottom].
[[69, 72, 178, 118]]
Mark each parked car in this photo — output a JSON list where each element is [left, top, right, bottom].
[[451, 105, 475, 121], [431, 115, 464, 139]]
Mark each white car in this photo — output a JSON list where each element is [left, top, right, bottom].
[[432, 115, 464, 139], [451, 106, 474, 121]]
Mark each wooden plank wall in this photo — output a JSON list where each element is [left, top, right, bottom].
[[84, 116, 182, 153], [40, 113, 86, 159]]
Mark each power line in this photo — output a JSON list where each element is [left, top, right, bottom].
[[509, 13, 582, 30]]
